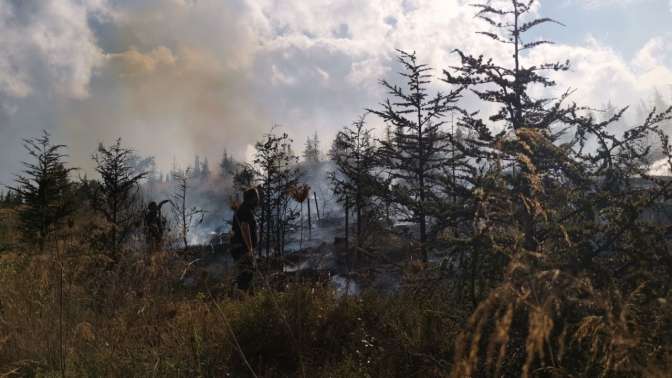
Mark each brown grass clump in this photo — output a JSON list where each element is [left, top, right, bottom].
[[449, 249, 672, 378]]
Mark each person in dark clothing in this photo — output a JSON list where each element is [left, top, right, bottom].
[[144, 200, 171, 252], [230, 187, 260, 291]]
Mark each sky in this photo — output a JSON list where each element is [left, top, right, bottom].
[[0, 0, 671, 184]]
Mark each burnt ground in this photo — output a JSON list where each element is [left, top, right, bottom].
[[176, 215, 441, 297]]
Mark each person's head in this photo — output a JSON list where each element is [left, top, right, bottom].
[[148, 201, 158, 212], [243, 187, 260, 208]]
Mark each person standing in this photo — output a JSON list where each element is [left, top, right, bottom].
[[144, 200, 171, 252], [230, 187, 260, 292]]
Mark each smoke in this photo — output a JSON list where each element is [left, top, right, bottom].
[[1, 0, 672, 186], [55, 0, 272, 177]]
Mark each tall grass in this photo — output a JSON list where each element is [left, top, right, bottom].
[[0, 212, 670, 377]]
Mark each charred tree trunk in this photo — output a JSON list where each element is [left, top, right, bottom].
[[299, 202, 304, 249], [345, 195, 350, 257], [276, 198, 281, 256], [314, 192, 321, 221], [418, 102, 428, 263], [307, 195, 312, 240], [265, 190, 272, 258], [356, 190, 362, 253]]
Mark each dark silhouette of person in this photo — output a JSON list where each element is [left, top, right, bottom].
[[145, 200, 171, 252], [230, 187, 260, 291]]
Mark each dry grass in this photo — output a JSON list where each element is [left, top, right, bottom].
[[449, 250, 672, 378], [0, 208, 670, 377], [0, 209, 19, 251], [0, 242, 462, 377]]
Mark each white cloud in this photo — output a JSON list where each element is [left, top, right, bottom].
[[0, 0, 108, 99], [1, 0, 671, 182], [631, 37, 672, 91], [245, 0, 672, 132], [520, 35, 672, 127], [571, 0, 652, 8], [243, 0, 509, 141], [633, 37, 672, 70]]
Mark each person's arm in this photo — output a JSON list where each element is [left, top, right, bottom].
[[240, 222, 254, 256]]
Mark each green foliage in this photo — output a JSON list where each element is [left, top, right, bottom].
[[329, 115, 381, 247], [369, 50, 465, 261], [438, 1, 672, 376], [86, 138, 147, 256], [254, 129, 302, 256], [8, 131, 75, 250], [233, 163, 256, 194]]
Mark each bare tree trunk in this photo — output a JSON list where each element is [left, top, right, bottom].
[[57, 244, 65, 378], [471, 243, 480, 308], [182, 185, 188, 251], [356, 191, 362, 257], [314, 192, 320, 221], [345, 195, 350, 259], [458, 249, 465, 304], [112, 202, 118, 257], [259, 193, 265, 258], [417, 89, 428, 263], [265, 189, 271, 257], [276, 198, 281, 256], [299, 202, 304, 249], [280, 214, 285, 256], [307, 195, 312, 240]]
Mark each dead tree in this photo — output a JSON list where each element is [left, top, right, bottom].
[[289, 184, 310, 248], [171, 168, 206, 251], [313, 192, 321, 221]]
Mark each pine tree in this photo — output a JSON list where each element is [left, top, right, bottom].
[[201, 157, 211, 181], [233, 164, 255, 194], [445, 4, 672, 373], [369, 50, 465, 261], [303, 132, 321, 164], [254, 129, 301, 256], [193, 155, 201, 178], [444, 0, 573, 252], [328, 115, 379, 250], [89, 138, 148, 256], [441, 0, 672, 308], [219, 150, 237, 177], [8, 131, 75, 250]]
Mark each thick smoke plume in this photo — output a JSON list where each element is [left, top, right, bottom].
[[1, 0, 671, 183]]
